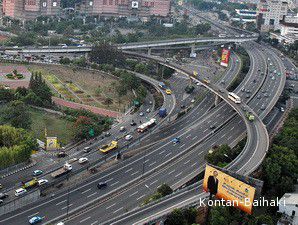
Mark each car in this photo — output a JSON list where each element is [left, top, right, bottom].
[[0, 193, 8, 199], [146, 108, 151, 113], [68, 158, 78, 163], [38, 179, 48, 186], [209, 125, 216, 129], [165, 89, 172, 95], [246, 94, 250, 98], [33, 170, 43, 176], [15, 188, 27, 197], [29, 216, 43, 224], [261, 104, 266, 110], [139, 112, 144, 116], [180, 104, 186, 109], [97, 182, 107, 189], [119, 126, 126, 132], [196, 82, 201, 86], [0, 199, 3, 204], [191, 99, 195, 103], [130, 121, 137, 126], [149, 101, 153, 105], [264, 93, 269, 98], [271, 76, 275, 80], [83, 147, 91, 153], [104, 132, 111, 137], [125, 135, 133, 141], [246, 89, 251, 93], [57, 151, 67, 158], [79, 157, 88, 164], [172, 138, 180, 144], [218, 89, 224, 93], [280, 107, 285, 112], [56, 223, 65, 225]]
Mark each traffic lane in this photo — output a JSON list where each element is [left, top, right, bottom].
[[66, 117, 246, 224]]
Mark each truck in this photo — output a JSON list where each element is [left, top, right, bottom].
[[159, 108, 167, 118], [22, 177, 38, 189], [246, 112, 255, 121], [99, 141, 118, 153], [51, 163, 72, 178]]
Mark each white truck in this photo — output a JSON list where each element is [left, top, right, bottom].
[[51, 163, 72, 178]]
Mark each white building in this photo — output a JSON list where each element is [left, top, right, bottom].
[[277, 193, 298, 225], [257, 0, 289, 32], [232, 9, 257, 23]]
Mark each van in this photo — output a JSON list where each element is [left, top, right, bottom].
[[83, 147, 91, 153], [15, 188, 27, 196]]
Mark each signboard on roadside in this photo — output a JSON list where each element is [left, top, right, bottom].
[[46, 137, 58, 150], [220, 49, 231, 67]]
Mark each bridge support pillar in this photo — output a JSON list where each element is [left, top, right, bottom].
[[215, 95, 220, 106], [147, 48, 152, 55], [190, 45, 196, 55]]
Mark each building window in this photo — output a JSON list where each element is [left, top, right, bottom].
[[53, 1, 57, 7], [121, 0, 125, 4], [115, 0, 118, 5], [109, 0, 113, 5], [103, 0, 107, 5], [150, 1, 154, 6], [89, 1, 93, 6]]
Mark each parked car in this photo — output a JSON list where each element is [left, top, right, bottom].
[[38, 179, 48, 186], [139, 112, 144, 117], [125, 135, 133, 141], [97, 182, 107, 189], [0, 193, 8, 199], [79, 157, 88, 164], [29, 216, 43, 224], [33, 170, 43, 176]]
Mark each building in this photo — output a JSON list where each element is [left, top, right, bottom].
[[2, 0, 61, 21], [277, 193, 298, 225], [75, 0, 171, 18], [257, 0, 289, 32], [231, 9, 257, 23]]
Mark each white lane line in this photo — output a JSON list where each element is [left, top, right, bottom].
[[184, 160, 190, 165], [91, 220, 99, 225], [28, 212, 39, 218], [203, 128, 208, 133], [105, 177, 114, 183], [111, 181, 119, 187], [61, 204, 73, 210], [191, 135, 198, 140], [227, 135, 232, 140], [148, 161, 156, 167], [238, 120, 242, 124], [186, 134, 191, 139], [129, 191, 139, 197], [150, 179, 159, 186], [179, 144, 186, 149], [87, 192, 97, 198], [131, 171, 139, 176], [79, 216, 91, 223], [144, 159, 150, 163], [81, 188, 91, 194], [168, 169, 176, 175], [191, 162, 197, 167], [113, 207, 123, 214], [125, 168, 133, 173], [221, 134, 226, 138], [106, 203, 116, 209], [164, 152, 171, 158], [211, 142, 216, 147], [175, 172, 182, 178], [231, 126, 235, 130], [137, 195, 146, 200], [55, 200, 67, 206], [158, 150, 165, 155]]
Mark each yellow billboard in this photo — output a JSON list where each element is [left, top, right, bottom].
[[203, 165, 256, 214], [46, 137, 58, 150]]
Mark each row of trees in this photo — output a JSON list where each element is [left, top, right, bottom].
[[143, 184, 173, 205], [0, 125, 38, 169]]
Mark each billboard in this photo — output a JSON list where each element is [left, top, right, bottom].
[[46, 137, 58, 150], [220, 49, 231, 67], [203, 165, 256, 214]]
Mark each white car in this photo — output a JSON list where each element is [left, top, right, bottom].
[[139, 112, 144, 116], [79, 157, 88, 164], [38, 179, 48, 186], [191, 99, 195, 103], [119, 126, 126, 132], [125, 135, 133, 141], [146, 108, 150, 113]]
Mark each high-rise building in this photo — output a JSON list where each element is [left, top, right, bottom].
[[76, 0, 171, 17], [2, 0, 61, 21], [256, 0, 289, 32]]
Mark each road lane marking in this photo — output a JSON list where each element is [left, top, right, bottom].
[[61, 204, 73, 210], [184, 160, 190, 165], [168, 169, 175, 175], [150, 179, 159, 186], [137, 195, 145, 200], [106, 203, 116, 209], [113, 207, 123, 214], [87, 192, 97, 198], [28, 212, 39, 218], [221, 134, 226, 138], [81, 188, 91, 194], [192, 135, 198, 140], [191, 162, 197, 167], [144, 159, 150, 163], [179, 144, 186, 149], [148, 161, 156, 167], [186, 134, 191, 139], [158, 150, 165, 155], [129, 191, 139, 197], [164, 152, 171, 158], [55, 200, 67, 206], [203, 128, 208, 133], [125, 168, 133, 173], [131, 171, 139, 176], [79, 216, 91, 223], [91, 220, 98, 225], [175, 172, 182, 177], [111, 181, 119, 186], [105, 178, 114, 183]]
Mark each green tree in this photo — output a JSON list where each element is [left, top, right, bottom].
[[1, 100, 31, 129], [165, 209, 187, 225], [157, 183, 173, 197], [0, 88, 15, 102]]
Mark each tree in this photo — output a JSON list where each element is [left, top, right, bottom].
[[157, 183, 173, 197], [0, 88, 15, 102], [1, 100, 31, 130], [29, 73, 52, 107], [165, 209, 187, 225]]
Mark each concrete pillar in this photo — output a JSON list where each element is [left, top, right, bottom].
[[147, 48, 152, 55], [190, 44, 196, 55]]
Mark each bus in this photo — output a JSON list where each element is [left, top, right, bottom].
[[158, 82, 167, 89], [137, 118, 157, 133], [228, 92, 241, 104]]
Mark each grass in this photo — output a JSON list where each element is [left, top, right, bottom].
[[29, 108, 74, 145]]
